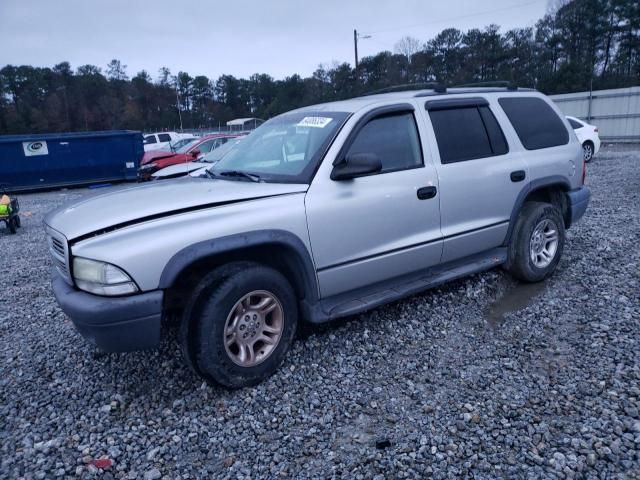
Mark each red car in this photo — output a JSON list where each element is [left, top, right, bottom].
[[138, 134, 241, 180]]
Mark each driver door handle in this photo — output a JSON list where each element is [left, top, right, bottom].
[[417, 186, 437, 200]]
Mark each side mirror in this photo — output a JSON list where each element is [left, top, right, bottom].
[[330, 153, 382, 181], [190, 149, 201, 158]]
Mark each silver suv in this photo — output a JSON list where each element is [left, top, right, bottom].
[[45, 86, 591, 388]]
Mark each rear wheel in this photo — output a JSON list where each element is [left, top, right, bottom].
[[14, 215, 21, 228], [8, 217, 17, 234], [506, 202, 565, 282], [186, 264, 298, 388], [582, 141, 594, 162]]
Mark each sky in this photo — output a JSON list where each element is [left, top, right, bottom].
[[0, 0, 549, 81]]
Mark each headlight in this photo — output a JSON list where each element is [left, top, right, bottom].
[[139, 163, 157, 171], [72, 257, 139, 296]]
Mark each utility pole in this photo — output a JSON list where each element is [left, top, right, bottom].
[[354, 29, 359, 73], [175, 83, 183, 131], [353, 29, 372, 81]]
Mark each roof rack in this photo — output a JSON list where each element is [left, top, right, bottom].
[[451, 81, 518, 91], [362, 82, 446, 96]]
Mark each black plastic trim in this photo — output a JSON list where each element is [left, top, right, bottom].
[[158, 229, 319, 303], [503, 175, 572, 245], [52, 271, 163, 352], [425, 97, 489, 111]]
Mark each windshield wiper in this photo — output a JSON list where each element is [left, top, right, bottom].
[[216, 170, 261, 182]]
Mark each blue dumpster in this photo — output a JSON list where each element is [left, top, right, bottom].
[[0, 130, 144, 192]]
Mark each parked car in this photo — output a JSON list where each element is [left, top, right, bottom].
[[45, 86, 590, 388], [138, 134, 240, 180], [143, 132, 190, 152], [152, 137, 245, 180], [566, 116, 600, 162]]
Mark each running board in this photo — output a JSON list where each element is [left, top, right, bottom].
[[305, 247, 507, 324]]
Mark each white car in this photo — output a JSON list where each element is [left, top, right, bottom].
[[143, 132, 193, 152], [566, 116, 600, 162], [152, 137, 245, 180]]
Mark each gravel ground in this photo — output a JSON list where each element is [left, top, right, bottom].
[[1, 147, 639, 479]]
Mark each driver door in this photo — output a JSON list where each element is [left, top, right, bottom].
[[305, 105, 443, 298]]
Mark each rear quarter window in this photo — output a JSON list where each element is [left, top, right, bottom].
[[499, 97, 569, 150]]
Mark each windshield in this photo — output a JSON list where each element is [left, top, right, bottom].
[[209, 111, 349, 183], [200, 138, 243, 163], [175, 139, 199, 154]]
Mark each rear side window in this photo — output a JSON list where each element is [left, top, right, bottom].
[[429, 106, 508, 164], [347, 112, 423, 173], [568, 118, 582, 130], [143, 135, 157, 144], [499, 97, 569, 150], [157, 133, 172, 142]]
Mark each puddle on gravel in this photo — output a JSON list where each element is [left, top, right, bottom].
[[485, 281, 548, 329]]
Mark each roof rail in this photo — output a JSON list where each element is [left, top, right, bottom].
[[361, 82, 446, 96], [451, 81, 518, 91]]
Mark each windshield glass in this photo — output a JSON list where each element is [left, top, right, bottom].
[[199, 138, 244, 163], [209, 111, 349, 183], [175, 139, 199, 154]]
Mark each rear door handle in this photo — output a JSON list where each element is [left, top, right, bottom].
[[417, 186, 437, 200], [510, 170, 526, 182]]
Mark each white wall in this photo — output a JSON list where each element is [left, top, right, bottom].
[[550, 86, 640, 142]]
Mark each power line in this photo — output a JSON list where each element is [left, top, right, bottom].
[[361, 0, 545, 36]]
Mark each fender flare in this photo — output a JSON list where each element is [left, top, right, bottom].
[[503, 175, 571, 245], [158, 229, 319, 303]]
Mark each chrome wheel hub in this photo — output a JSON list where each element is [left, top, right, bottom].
[[529, 219, 559, 268], [224, 290, 284, 367]]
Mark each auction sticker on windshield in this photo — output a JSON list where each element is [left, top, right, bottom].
[[297, 117, 332, 128]]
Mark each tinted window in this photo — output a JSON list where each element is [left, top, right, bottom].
[[568, 118, 582, 130], [347, 112, 422, 173], [157, 133, 172, 142], [429, 106, 507, 164], [143, 135, 157, 144], [499, 97, 569, 150]]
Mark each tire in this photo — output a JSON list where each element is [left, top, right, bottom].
[[14, 215, 21, 228], [188, 263, 298, 388], [8, 217, 17, 234], [582, 141, 594, 163], [506, 202, 565, 283]]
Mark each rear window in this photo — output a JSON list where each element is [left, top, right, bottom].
[[568, 118, 582, 130], [429, 106, 508, 164], [499, 97, 569, 150]]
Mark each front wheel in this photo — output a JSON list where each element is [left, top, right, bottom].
[[188, 264, 298, 388], [506, 202, 565, 282]]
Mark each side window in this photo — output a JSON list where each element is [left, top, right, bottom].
[[428, 106, 507, 164], [143, 135, 157, 144], [198, 140, 216, 153], [568, 118, 582, 130], [347, 112, 423, 173], [157, 133, 172, 142], [498, 97, 569, 150]]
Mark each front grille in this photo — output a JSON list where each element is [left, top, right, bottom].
[[46, 227, 72, 284]]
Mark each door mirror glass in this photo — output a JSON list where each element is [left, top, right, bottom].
[[330, 153, 382, 181]]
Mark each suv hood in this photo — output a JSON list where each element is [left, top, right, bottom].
[[45, 178, 308, 241]]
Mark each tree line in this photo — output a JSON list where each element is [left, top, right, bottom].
[[0, 0, 637, 135]]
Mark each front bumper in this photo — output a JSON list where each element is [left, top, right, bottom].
[[52, 272, 163, 352], [566, 186, 591, 228]]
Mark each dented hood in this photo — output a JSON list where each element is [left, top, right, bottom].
[[44, 177, 308, 241]]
